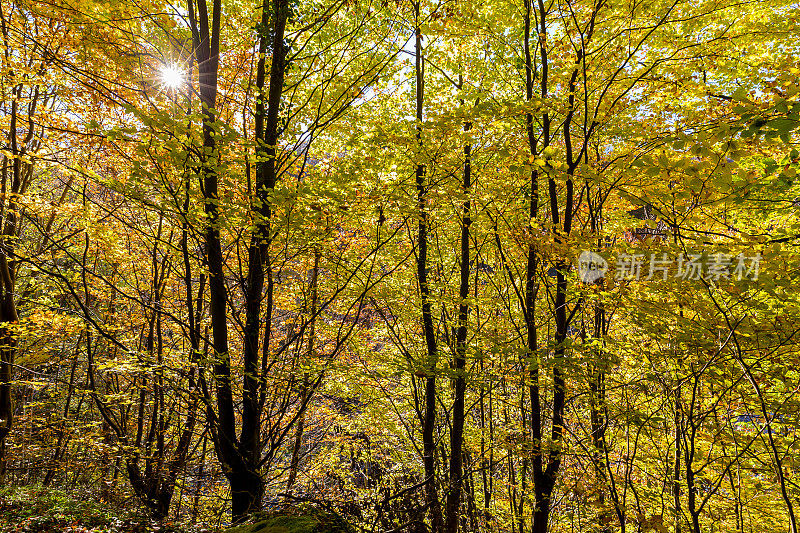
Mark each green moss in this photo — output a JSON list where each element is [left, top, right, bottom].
[[0, 485, 210, 532], [224, 507, 355, 533], [0, 484, 114, 529]]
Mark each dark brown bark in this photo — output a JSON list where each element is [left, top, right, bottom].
[[0, 4, 42, 476], [674, 369, 682, 533], [523, 0, 548, 530], [444, 105, 472, 533], [188, 0, 290, 518], [185, 0, 243, 515], [413, 5, 442, 530]]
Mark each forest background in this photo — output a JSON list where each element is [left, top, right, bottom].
[[1, 0, 800, 532]]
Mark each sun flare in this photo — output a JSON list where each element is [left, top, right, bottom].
[[160, 64, 184, 89]]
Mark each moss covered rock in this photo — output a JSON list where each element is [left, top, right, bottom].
[[224, 506, 356, 533]]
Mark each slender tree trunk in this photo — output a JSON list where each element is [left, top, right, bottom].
[[287, 250, 319, 493], [445, 102, 472, 533], [528, 0, 576, 527], [478, 358, 490, 520], [186, 0, 245, 518], [0, 81, 27, 483], [522, 1, 548, 530], [685, 370, 700, 533], [674, 374, 682, 533], [0, 305, 14, 482], [189, 0, 288, 519], [43, 338, 81, 485], [193, 434, 207, 522], [589, 302, 621, 531], [734, 346, 799, 533], [413, 6, 442, 529]]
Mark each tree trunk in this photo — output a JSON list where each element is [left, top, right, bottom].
[[445, 105, 472, 533], [413, 5, 443, 530], [43, 339, 81, 485]]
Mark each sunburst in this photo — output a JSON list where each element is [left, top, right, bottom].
[[159, 64, 185, 90]]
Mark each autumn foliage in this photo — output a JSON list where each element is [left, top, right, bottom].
[[1, 0, 800, 531]]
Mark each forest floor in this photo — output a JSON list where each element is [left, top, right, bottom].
[[0, 486, 215, 533]]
